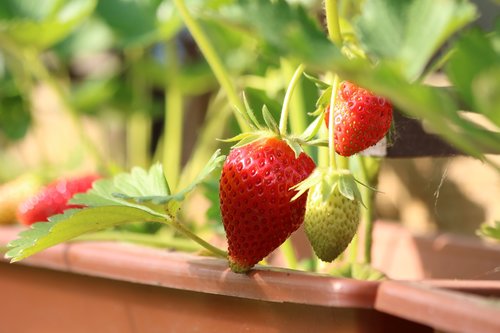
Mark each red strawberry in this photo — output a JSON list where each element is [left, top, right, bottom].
[[17, 174, 100, 226], [325, 81, 392, 156], [220, 137, 315, 273]]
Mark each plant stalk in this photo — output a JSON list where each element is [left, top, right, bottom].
[[325, 0, 343, 45], [74, 230, 203, 252], [359, 158, 375, 264], [173, 0, 249, 132], [169, 216, 228, 259], [163, 39, 184, 190], [328, 75, 340, 169]]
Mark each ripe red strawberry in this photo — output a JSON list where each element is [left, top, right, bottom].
[[17, 174, 100, 226], [220, 137, 315, 273], [325, 81, 392, 156]]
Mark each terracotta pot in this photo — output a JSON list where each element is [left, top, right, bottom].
[[0, 221, 499, 333]]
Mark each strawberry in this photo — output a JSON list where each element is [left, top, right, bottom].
[[220, 137, 315, 273], [17, 174, 100, 226], [293, 168, 361, 262], [304, 181, 360, 262], [325, 81, 392, 156], [0, 174, 42, 225]]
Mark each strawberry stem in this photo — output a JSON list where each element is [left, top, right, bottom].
[[359, 158, 375, 264], [173, 0, 249, 132], [279, 63, 305, 136], [163, 39, 184, 190], [74, 230, 203, 252], [325, 0, 343, 45], [170, 216, 228, 259], [328, 75, 340, 169]]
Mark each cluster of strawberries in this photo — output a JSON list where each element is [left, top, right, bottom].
[[220, 81, 392, 272]]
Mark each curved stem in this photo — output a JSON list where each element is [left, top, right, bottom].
[[170, 216, 228, 258], [173, 0, 249, 132], [279, 63, 305, 135], [325, 0, 342, 44]]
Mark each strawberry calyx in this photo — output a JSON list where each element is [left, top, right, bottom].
[[292, 167, 365, 205], [222, 93, 327, 158]]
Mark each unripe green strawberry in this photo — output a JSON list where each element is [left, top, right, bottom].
[[293, 168, 362, 262], [220, 137, 315, 273], [304, 183, 359, 262]]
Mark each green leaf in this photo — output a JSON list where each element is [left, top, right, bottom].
[[72, 163, 172, 216], [446, 27, 500, 125], [0, 0, 97, 50], [5, 206, 162, 262], [478, 221, 500, 242], [112, 150, 226, 215], [473, 67, 500, 126], [356, 0, 477, 81], [95, 0, 161, 47], [212, 0, 340, 64], [0, 94, 31, 140], [330, 262, 386, 281]]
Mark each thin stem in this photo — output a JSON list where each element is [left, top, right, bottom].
[[74, 230, 203, 252], [325, 0, 342, 44], [173, 0, 249, 132], [359, 157, 375, 264], [164, 39, 184, 190], [126, 48, 151, 169], [278, 63, 305, 135], [170, 216, 228, 259], [328, 75, 340, 169], [126, 113, 151, 169]]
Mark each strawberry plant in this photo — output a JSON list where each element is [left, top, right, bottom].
[[1, 0, 499, 279]]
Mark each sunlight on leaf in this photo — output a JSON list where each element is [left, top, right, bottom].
[[6, 206, 162, 262]]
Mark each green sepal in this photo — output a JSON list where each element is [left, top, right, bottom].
[[262, 104, 279, 134], [316, 86, 333, 109], [303, 72, 330, 90], [292, 168, 364, 205], [338, 173, 364, 205], [299, 113, 325, 142], [284, 137, 303, 159], [242, 92, 264, 130]]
